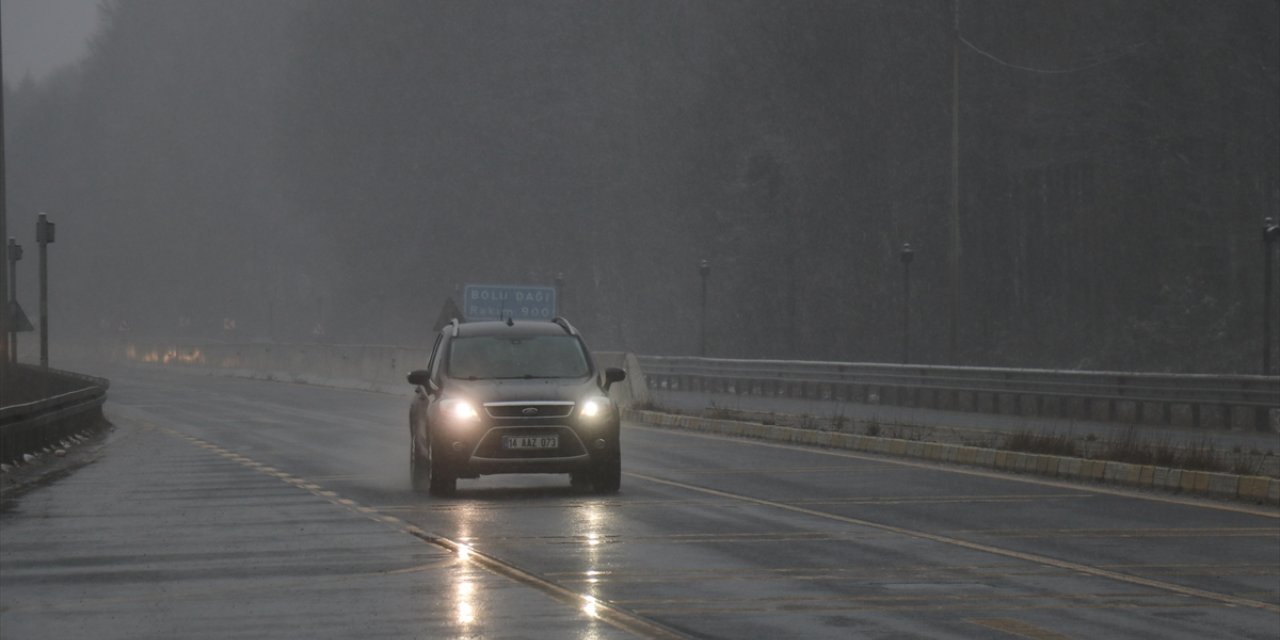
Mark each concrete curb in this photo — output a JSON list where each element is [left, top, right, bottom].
[[625, 409, 1280, 506]]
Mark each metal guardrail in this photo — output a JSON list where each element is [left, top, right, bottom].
[[102, 337, 1279, 432], [1, 365, 109, 464], [638, 356, 1280, 432]]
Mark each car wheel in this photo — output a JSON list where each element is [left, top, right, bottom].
[[410, 434, 431, 493], [569, 470, 590, 489], [427, 433, 456, 496], [591, 454, 620, 494]]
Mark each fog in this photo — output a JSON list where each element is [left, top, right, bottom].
[[1, 0, 97, 81], [3, 1, 1277, 372]]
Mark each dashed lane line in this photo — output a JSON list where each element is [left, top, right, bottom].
[[625, 598, 1216, 617], [154, 424, 694, 640], [953, 527, 1278, 539]]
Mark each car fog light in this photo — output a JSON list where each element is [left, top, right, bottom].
[[594, 439, 606, 450]]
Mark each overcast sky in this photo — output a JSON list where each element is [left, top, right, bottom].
[[2, 0, 100, 83]]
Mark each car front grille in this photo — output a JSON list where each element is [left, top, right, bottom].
[[484, 401, 575, 419]]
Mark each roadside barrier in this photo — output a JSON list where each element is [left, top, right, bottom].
[[110, 341, 1277, 432], [1, 365, 109, 464], [639, 356, 1280, 433], [110, 342, 650, 405], [105, 341, 1278, 501]]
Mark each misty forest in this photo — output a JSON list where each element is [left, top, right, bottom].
[[4, 0, 1278, 373]]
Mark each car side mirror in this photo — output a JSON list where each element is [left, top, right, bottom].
[[603, 367, 626, 392], [407, 370, 431, 386]]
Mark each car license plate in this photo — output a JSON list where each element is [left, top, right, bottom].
[[503, 435, 559, 450]]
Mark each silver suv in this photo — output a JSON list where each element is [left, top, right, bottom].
[[407, 318, 626, 496]]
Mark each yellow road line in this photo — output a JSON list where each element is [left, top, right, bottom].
[[153, 423, 692, 640], [967, 618, 1072, 640], [626, 471, 1280, 614]]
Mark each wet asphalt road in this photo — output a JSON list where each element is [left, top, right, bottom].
[[2, 366, 1278, 639]]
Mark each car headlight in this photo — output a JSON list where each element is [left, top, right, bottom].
[[440, 399, 480, 422], [579, 397, 611, 419]]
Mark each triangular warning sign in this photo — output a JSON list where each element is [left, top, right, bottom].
[[9, 300, 34, 332]]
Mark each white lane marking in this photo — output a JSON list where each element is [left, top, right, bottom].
[[625, 423, 1279, 518], [626, 470, 1280, 614]]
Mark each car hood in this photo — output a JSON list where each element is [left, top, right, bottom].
[[446, 377, 600, 404]]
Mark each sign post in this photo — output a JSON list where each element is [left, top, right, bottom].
[[463, 284, 557, 321], [7, 238, 21, 363], [37, 213, 55, 367]]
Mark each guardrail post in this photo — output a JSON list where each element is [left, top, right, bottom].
[[1248, 380, 1267, 432]]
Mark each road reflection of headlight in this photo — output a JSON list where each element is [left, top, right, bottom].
[[456, 580, 476, 625], [581, 595, 600, 618], [457, 543, 472, 560]]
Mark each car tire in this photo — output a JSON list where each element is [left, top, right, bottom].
[[569, 470, 591, 489], [410, 434, 431, 493], [591, 454, 620, 494], [427, 432, 456, 496]]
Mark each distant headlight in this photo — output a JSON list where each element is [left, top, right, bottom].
[[580, 397, 611, 419], [441, 399, 480, 422]]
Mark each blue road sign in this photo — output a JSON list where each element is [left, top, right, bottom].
[[463, 284, 557, 321]]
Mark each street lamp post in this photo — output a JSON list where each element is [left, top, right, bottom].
[[36, 213, 55, 368], [900, 242, 914, 364], [1264, 217, 1280, 376], [699, 259, 710, 357], [7, 238, 21, 364]]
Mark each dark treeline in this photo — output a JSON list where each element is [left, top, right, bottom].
[[4, 0, 1277, 372]]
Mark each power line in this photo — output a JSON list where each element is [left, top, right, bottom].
[[958, 34, 1147, 74], [955, 0, 1147, 75]]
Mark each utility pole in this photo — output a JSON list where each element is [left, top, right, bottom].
[[1264, 217, 1280, 375], [37, 213, 55, 368], [948, 0, 963, 365], [1, 26, 11, 387], [900, 243, 914, 364], [699, 259, 711, 357]]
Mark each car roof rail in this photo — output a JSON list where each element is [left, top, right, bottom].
[[551, 316, 577, 336], [449, 318, 460, 336]]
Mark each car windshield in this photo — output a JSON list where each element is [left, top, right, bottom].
[[447, 335, 590, 380]]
